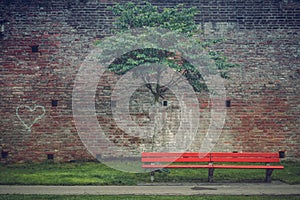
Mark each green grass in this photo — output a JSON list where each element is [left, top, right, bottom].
[[0, 195, 300, 200], [0, 162, 137, 185], [0, 161, 299, 185]]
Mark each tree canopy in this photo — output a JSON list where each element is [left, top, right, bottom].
[[96, 1, 236, 102]]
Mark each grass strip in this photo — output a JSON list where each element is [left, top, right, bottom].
[[0, 161, 299, 185]]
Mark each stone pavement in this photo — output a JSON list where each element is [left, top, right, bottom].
[[0, 182, 300, 196]]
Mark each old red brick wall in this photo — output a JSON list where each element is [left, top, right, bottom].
[[0, 0, 299, 163]]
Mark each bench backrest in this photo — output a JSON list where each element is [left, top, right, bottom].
[[141, 152, 281, 163], [142, 152, 211, 163], [210, 152, 280, 163]]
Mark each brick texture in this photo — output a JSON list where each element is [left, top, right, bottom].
[[0, 0, 299, 163]]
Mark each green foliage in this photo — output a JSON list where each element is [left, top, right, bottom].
[[98, 1, 238, 101], [108, 48, 208, 94], [110, 1, 198, 36], [208, 50, 237, 79]]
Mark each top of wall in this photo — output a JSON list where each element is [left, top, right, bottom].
[[0, 0, 299, 39], [150, 0, 300, 29]]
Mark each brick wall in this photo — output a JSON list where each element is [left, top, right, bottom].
[[0, 0, 299, 163]]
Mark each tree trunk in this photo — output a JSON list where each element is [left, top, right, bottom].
[[154, 94, 160, 103]]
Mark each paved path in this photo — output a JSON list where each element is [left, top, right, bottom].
[[0, 182, 300, 196]]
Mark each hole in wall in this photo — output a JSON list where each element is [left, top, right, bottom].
[[51, 100, 58, 107], [279, 151, 285, 158], [226, 100, 231, 108], [1, 150, 8, 159], [47, 154, 54, 160], [163, 100, 168, 106], [31, 45, 39, 53]]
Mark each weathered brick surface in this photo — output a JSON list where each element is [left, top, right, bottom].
[[0, 0, 299, 163], [214, 29, 300, 159]]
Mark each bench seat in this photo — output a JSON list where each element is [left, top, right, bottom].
[[142, 164, 212, 168], [142, 164, 284, 169]]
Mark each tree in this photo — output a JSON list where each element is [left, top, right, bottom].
[[95, 1, 236, 152], [99, 1, 236, 104]]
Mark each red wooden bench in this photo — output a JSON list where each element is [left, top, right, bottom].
[[142, 152, 284, 183]]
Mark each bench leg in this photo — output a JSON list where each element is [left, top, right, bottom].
[[265, 169, 274, 183], [208, 168, 214, 182], [150, 171, 155, 182]]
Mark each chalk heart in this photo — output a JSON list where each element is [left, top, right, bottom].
[[16, 105, 46, 131]]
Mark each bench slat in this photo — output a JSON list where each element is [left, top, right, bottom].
[[212, 165, 284, 169], [142, 164, 212, 169], [211, 157, 280, 163], [142, 152, 209, 157], [210, 152, 279, 157], [210, 152, 280, 163], [142, 164, 284, 169], [142, 152, 281, 163], [142, 157, 210, 163]]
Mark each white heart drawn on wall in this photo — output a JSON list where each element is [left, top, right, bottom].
[[16, 105, 46, 132]]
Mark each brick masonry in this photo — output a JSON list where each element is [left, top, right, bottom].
[[0, 0, 299, 163]]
